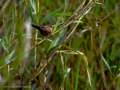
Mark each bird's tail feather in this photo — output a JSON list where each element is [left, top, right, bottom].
[[31, 24, 41, 31]]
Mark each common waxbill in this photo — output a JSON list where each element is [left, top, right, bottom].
[[31, 24, 53, 36]]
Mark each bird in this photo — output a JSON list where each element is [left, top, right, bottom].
[[31, 24, 53, 36]]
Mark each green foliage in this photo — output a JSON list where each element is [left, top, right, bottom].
[[114, 60, 120, 76], [38, 5, 64, 25], [0, 0, 120, 90], [100, 52, 111, 73], [75, 59, 80, 90]]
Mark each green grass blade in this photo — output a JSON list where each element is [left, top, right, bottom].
[[5, 49, 15, 63], [100, 52, 111, 73], [29, 0, 36, 14], [26, 5, 34, 23], [0, 25, 11, 51], [38, 5, 64, 25], [114, 60, 120, 75], [63, 44, 91, 86], [46, 28, 66, 56], [46, 0, 67, 56], [52, 0, 67, 33], [75, 59, 81, 90], [66, 71, 71, 90]]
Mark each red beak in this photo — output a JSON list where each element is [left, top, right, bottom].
[[50, 26, 53, 29]]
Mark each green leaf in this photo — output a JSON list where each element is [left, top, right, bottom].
[[5, 49, 15, 63], [100, 52, 111, 73], [66, 68, 71, 90], [46, 28, 66, 56], [55, 12, 72, 16], [57, 59, 61, 87], [0, 39, 7, 51], [75, 59, 81, 90], [114, 60, 120, 75], [46, 44, 59, 56], [0, 25, 11, 51], [26, 4, 34, 23], [46, 1, 67, 55], [29, 0, 36, 14], [38, 5, 64, 25], [52, 0, 67, 33], [62, 45, 91, 86]]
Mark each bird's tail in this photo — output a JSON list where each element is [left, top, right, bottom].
[[31, 24, 41, 31]]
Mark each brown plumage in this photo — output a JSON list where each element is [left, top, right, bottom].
[[31, 24, 53, 36]]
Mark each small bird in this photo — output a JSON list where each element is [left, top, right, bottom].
[[31, 24, 53, 36]]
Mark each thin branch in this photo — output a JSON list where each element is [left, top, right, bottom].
[[97, 7, 120, 24]]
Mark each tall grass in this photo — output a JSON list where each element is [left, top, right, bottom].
[[0, 0, 120, 90]]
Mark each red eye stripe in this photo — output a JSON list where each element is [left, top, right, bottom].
[[50, 26, 53, 29]]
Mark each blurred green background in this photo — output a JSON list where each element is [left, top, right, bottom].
[[0, 0, 120, 90]]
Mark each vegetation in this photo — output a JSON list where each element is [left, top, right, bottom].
[[0, 0, 120, 90]]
